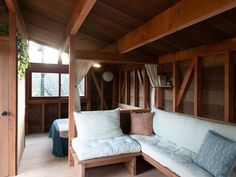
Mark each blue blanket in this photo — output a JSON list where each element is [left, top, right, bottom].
[[48, 120, 68, 157]]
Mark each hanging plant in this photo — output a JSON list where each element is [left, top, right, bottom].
[[0, 22, 30, 79]]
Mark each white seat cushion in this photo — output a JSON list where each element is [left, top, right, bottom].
[[152, 107, 236, 154], [72, 135, 141, 161], [131, 135, 213, 177]]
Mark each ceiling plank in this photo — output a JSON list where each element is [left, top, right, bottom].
[[75, 50, 157, 64], [60, 0, 97, 53], [118, 0, 236, 53]]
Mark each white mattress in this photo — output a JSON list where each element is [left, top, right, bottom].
[[72, 135, 141, 161], [130, 135, 213, 177], [55, 119, 68, 138]]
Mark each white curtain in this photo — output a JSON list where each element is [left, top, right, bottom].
[[145, 64, 159, 107], [145, 64, 159, 87], [75, 61, 93, 111]]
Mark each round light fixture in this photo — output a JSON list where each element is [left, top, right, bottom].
[[93, 63, 101, 68], [103, 71, 114, 82]]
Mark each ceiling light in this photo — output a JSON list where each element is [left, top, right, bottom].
[[93, 63, 101, 68]]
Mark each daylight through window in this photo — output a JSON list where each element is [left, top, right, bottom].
[[31, 72, 85, 97]]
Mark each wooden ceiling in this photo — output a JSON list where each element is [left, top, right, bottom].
[[77, 0, 180, 49], [18, 0, 76, 48], [15, 0, 236, 57]]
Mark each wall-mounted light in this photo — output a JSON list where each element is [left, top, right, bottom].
[[103, 71, 114, 82], [93, 63, 101, 68]]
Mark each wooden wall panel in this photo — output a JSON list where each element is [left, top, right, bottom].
[[90, 66, 118, 111], [61, 103, 69, 118], [130, 71, 135, 106], [157, 63, 173, 111], [199, 54, 224, 121], [27, 104, 42, 134], [177, 60, 194, 115], [234, 55, 236, 123], [44, 103, 58, 132]]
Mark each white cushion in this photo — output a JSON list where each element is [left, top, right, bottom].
[[152, 107, 236, 154], [131, 135, 213, 177], [74, 109, 123, 140], [72, 135, 141, 161]]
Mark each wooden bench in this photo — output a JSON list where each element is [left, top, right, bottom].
[[69, 106, 150, 177], [71, 146, 140, 177]]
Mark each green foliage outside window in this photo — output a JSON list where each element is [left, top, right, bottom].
[[0, 22, 30, 79]]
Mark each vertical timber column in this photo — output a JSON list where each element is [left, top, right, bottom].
[[144, 70, 150, 108], [224, 51, 234, 122], [69, 35, 76, 166], [134, 70, 139, 107], [126, 71, 130, 105], [172, 59, 178, 112], [194, 57, 201, 116], [8, 8, 17, 176]]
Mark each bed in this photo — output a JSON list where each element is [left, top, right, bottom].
[[48, 118, 69, 157]]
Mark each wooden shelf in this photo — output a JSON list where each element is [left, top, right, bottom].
[[157, 85, 172, 88]]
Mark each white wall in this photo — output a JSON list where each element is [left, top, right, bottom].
[[17, 76, 25, 166]]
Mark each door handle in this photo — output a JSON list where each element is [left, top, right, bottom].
[[0, 111, 9, 116]]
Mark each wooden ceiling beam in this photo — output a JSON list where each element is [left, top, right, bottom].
[[75, 50, 158, 64], [59, 0, 97, 54], [118, 0, 236, 54], [5, 0, 28, 39], [159, 36, 236, 64]]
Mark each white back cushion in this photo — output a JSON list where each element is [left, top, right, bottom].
[[152, 107, 236, 154], [74, 109, 123, 140]]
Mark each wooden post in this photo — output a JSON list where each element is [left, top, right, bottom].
[[86, 73, 91, 111], [42, 104, 45, 132], [224, 51, 234, 122], [101, 71, 104, 110], [134, 70, 139, 107], [156, 88, 164, 109], [69, 35, 76, 166], [126, 71, 130, 105], [194, 57, 201, 116], [8, 8, 17, 176], [118, 71, 122, 103], [112, 74, 117, 108], [144, 70, 150, 108], [172, 60, 178, 112]]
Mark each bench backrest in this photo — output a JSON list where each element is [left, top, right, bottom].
[[152, 107, 236, 154]]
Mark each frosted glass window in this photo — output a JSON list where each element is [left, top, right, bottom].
[[32, 73, 59, 97]]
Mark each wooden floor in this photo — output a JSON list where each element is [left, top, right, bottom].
[[17, 134, 166, 177]]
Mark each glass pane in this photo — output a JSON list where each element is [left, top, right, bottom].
[[43, 46, 58, 64], [32, 72, 59, 97], [61, 74, 69, 96], [61, 52, 69, 65], [29, 40, 59, 64], [29, 41, 43, 63], [78, 78, 85, 97]]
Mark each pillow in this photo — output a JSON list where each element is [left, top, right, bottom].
[[130, 112, 154, 136], [193, 131, 236, 177], [74, 108, 123, 140]]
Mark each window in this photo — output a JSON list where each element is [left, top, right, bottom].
[[61, 53, 69, 65], [32, 73, 59, 97], [61, 74, 69, 96], [29, 41, 70, 65], [31, 72, 85, 98]]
